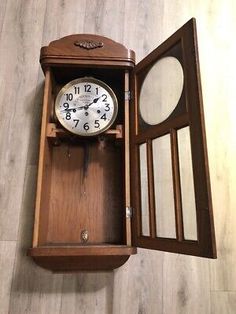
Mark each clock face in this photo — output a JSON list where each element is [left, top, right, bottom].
[[55, 77, 118, 136]]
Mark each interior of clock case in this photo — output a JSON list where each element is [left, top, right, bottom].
[[36, 66, 130, 248]]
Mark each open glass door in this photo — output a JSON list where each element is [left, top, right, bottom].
[[130, 18, 216, 258]]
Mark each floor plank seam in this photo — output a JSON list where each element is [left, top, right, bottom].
[[210, 290, 236, 293]]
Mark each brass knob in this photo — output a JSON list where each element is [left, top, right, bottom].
[[81, 230, 89, 243]]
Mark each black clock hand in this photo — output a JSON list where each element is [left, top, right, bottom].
[[71, 99, 97, 111], [84, 96, 102, 109], [74, 105, 85, 110], [61, 106, 85, 113], [91, 96, 102, 105], [61, 108, 77, 113], [60, 96, 102, 112]]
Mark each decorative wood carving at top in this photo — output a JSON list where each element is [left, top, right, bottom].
[[74, 39, 104, 50]]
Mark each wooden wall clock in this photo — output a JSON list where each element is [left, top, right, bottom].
[[28, 18, 216, 272]]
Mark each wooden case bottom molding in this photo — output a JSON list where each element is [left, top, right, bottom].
[[28, 246, 136, 272]]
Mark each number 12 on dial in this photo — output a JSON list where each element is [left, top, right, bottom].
[[55, 77, 118, 136]]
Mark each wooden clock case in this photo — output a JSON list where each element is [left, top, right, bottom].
[[28, 19, 216, 272]]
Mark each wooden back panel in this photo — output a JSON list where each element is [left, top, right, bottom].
[[42, 140, 124, 245]]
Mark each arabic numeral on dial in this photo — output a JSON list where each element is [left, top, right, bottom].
[[94, 120, 100, 128], [83, 122, 89, 131], [101, 113, 107, 120], [66, 112, 71, 120], [105, 103, 110, 111], [65, 93, 73, 101], [102, 94, 107, 102], [74, 86, 80, 94], [63, 102, 69, 109], [84, 84, 91, 92], [96, 87, 99, 95], [73, 119, 79, 127]]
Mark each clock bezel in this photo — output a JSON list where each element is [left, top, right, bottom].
[[55, 77, 119, 136]]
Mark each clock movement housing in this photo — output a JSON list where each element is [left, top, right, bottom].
[[28, 18, 216, 272]]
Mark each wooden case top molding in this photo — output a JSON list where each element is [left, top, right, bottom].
[[40, 34, 135, 69]]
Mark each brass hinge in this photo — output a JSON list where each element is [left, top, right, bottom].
[[126, 206, 133, 218], [125, 91, 131, 101]]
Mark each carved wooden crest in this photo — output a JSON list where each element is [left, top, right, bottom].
[[74, 40, 104, 50]]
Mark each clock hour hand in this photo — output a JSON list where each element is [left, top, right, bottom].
[[84, 96, 102, 109]]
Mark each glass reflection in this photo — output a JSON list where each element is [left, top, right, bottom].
[[140, 56, 184, 125], [153, 135, 176, 238], [178, 127, 198, 240], [139, 143, 150, 236]]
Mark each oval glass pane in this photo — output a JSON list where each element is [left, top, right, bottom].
[[139, 56, 184, 125]]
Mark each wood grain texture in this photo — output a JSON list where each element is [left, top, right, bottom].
[[0, 241, 16, 314], [60, 272, 115, 314], [45, 141, 124, 245], [8, 166, 64, 314], [211, 292, 236, 314], [0, 0, 235, 313], [0, 0, 46, 241], [112, 250, 163, 314], [162, 254, 211, 314], [40, 33, 135, 69]]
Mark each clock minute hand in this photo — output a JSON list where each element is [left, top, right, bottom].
[[61, 108, 77, 113], [61, 106, 84, 113], [74, 105, 85, 110]]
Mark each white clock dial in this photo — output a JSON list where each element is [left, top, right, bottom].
[[55, 77, 118, 136]]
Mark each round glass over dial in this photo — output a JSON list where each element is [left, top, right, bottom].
[[55, 77, 118, 136]]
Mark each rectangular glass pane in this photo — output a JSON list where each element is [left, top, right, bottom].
[[139, 143, 150, 236], [178, 127, 197, 240], [153, 135, 176, 238]]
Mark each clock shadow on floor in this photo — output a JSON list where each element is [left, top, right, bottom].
[[9, 84, 115, 313]]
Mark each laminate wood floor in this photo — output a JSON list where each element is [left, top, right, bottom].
[[0, 1, 236, 313]]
